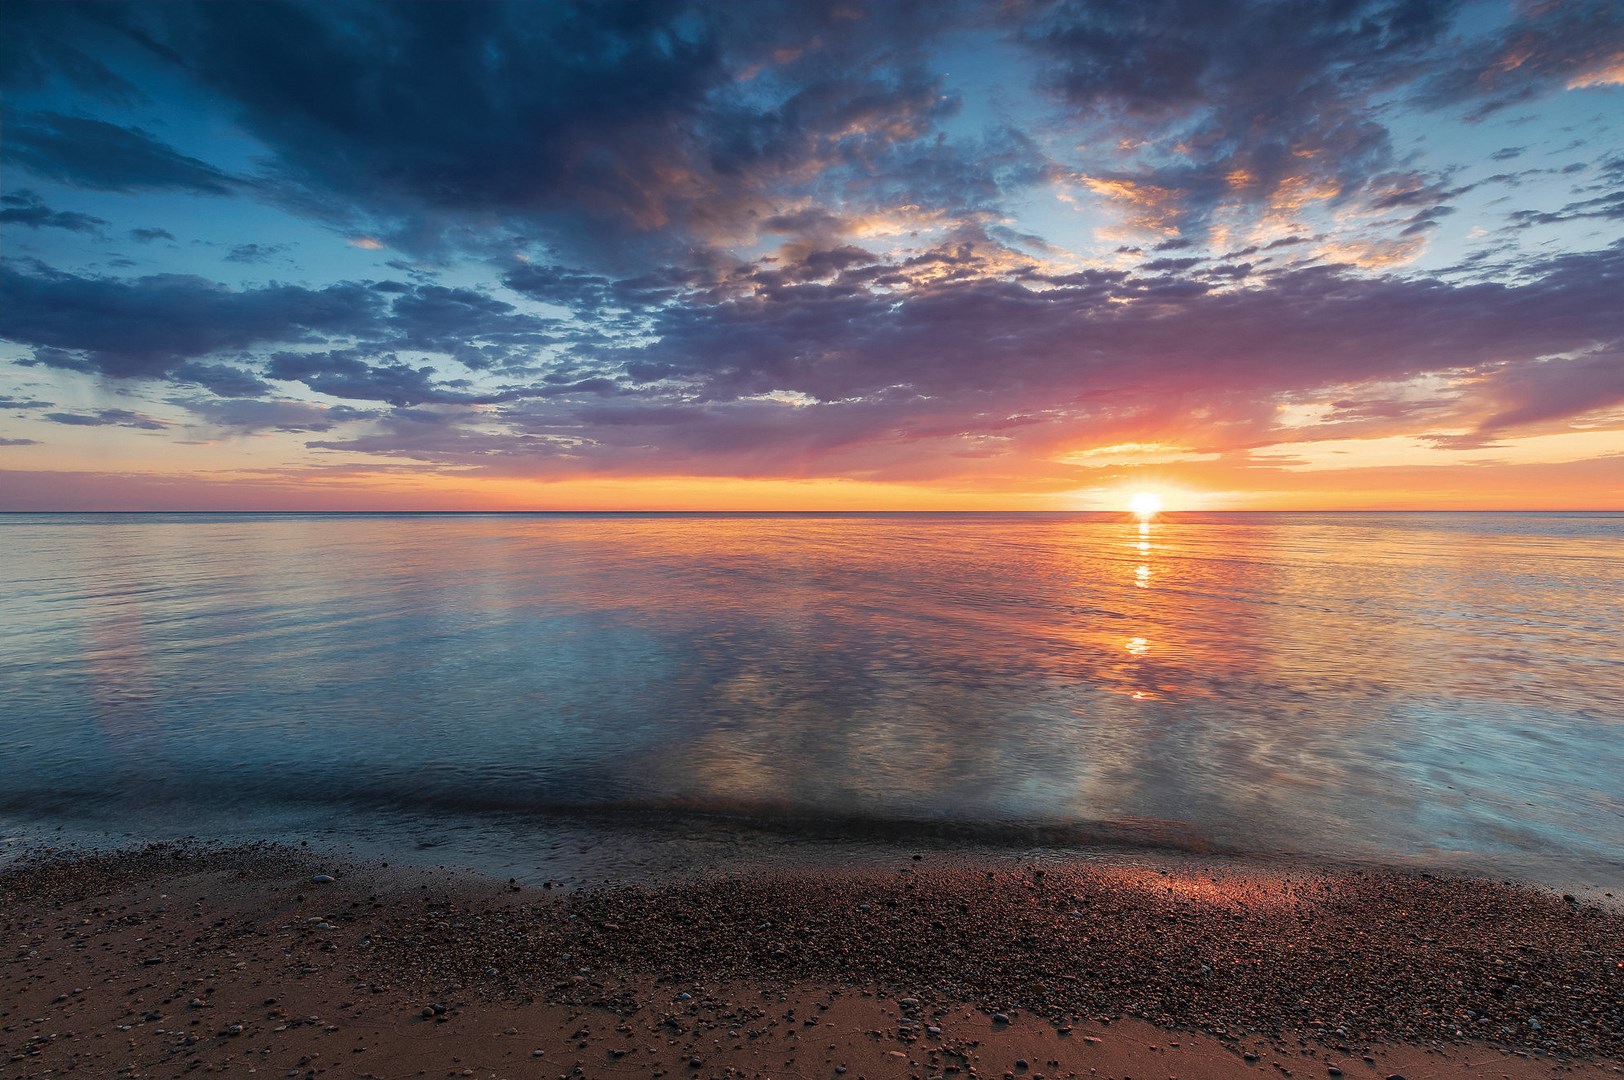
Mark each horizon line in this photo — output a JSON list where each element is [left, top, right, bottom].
[[2, 508, 1621, 516]]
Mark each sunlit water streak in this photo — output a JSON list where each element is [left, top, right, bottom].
[[0, 512, 1619, 887]]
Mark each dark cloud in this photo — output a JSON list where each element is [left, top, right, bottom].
[[1506, 155, 1624, 227], [8, 1, 1031, 262], [1398, 205, 1456, 236], [0, 397, 54, 409], [0, 190, 109, 233], [0, 438, 40, 446], [43, 407, 166, 430], [501, 265, 634, 313], [224, 242, 290, 264], [1415, 0, 1624, 119], [1016, 0, 1624, 241], [264, 350, 464, 407], [179, 396, 378, 433], [129, 227, 175, 243], [387, 284, 555, 363], [0, 263, 577, 395], [1020, 0, 1458, 229], [111, 2, 732, 254], [0, 1, 149, 103], [169, 361, 273, 397], [1140, 256, 1203, 272], [0, 264, 383, 378], [7, 112, 239, 195]]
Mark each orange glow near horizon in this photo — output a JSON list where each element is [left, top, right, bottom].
[[2, 458, 1624, 512]]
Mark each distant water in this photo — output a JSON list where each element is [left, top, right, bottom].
[[1, 512, 1620, 888]]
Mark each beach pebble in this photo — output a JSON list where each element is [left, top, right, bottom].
[[311, 874, 335, 884], [992, 1013, 1010, 1024]]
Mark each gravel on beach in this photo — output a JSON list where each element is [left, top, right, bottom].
[[363, 857, 1622, 1057], [3, 842, 1620, 1079]]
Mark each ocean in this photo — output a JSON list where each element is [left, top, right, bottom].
[[1, 512, 1619, 889]]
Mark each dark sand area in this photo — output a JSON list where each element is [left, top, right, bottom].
[[3, 842, 1619, 1079]]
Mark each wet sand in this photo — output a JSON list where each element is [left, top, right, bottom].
[[3, 842, 1619, 1079]]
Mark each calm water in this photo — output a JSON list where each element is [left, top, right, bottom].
[[0, 512, 1620, 888]]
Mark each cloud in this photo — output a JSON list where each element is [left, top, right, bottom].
[[1016, 0, 1624, 245], [3, 1, 1621, 500], [224, 242, 290, 264], [1466, 349, 1624, 437], [43, 407, 167, 430], [6, 112, 239, 195], [169, 362, 274, 397], [1505, 155, 1624, 228], [179, 396, 378, 433], [386, 284, 555, 362], [0, 189, 109, 232], [0, 263, 569, 398], [264, 350, 464, 407], [130, 2, 735, 252], [272, 237, 1624, 481], [1019, 0, 1456, 232], [0, 264, 384, 379], [21, 2, 1029, 262], [1415, 0, 1624, 118], [0, 2, 148, 104], [0, 438, 40, 446]]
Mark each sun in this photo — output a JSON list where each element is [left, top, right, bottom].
[[1127, 491, 1164, 519]]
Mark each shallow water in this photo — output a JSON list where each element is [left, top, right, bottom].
[[1, 512, 1620, 887]]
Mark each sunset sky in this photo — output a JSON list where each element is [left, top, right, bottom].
[[2, 0, 1622, 510]]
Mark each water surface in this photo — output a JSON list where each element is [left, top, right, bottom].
[[1, 512, 1619, 887]]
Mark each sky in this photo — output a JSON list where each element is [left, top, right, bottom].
[[1, 0, 1622, 511]]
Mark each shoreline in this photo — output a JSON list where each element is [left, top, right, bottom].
[[3, 841, 1620, 1079], [6, 814, 1619, 907]]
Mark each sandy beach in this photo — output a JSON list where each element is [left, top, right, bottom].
[[3, 843, 1619, 1080]]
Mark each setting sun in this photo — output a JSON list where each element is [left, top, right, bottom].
[[1128, 492, 1164, 518]]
